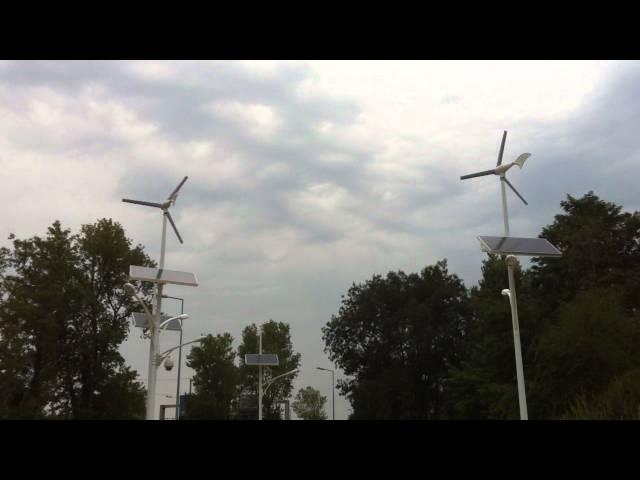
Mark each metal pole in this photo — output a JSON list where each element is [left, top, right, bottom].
[[175, 298, 184, 420], [147, 212, 168, 420], [258, 328, 263, 421], [146, 322, 157, 420], [507, 256, 528, 420], [500, 176, 510, 237], [332, 369, 335, 421], [500, 175, 528, 420]]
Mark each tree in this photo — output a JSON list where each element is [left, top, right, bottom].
[[527, 288, 640, 418], [530, 192, 640, 314], [236, 320, 301, 420], [0, 219, 153, 419], [292, 386, 327, 420], [184, 333, 239, 419], [322, 260, 470, 419], [562, 369, 640, 420]]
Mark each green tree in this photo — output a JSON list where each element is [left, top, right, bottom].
[[0, 219, 153, 419], [562, 369, 640, 420], [184, 333, 239, 419], [292, 386, 327, 420], [528, 288, 640, 418], [237, 320, 301, 420], [323, 260, 470, 419], [530, 192, 640, 314]]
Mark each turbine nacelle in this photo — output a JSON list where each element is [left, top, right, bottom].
[[494, 153, 530, 175]]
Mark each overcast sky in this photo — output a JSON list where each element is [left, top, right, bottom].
[[2, 60, 639, 419]]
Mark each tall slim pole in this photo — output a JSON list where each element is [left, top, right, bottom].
[[500, 177, 510, 237], [507, 256, 528, 420], [331, 369, 335, 421], [146, 212, 168, 420], [258, 328, 263, 421], [500, 175, 528, 420], [175, 298, 184, 420]]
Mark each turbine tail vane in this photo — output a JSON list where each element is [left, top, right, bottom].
[[513, 153, 530, 169]]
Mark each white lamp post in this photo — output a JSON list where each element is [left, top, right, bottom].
[[162, 295, 185, 420], [122, 176, 192, 420], [461, 131, 531, 420], [124, 282, 192, 420]]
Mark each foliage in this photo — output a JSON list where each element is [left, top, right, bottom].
[[530, 192, 640, 314], [292, 386, 327, 420], [184, 333, 239, 419], [528, 288, 640, 418], [236, 320, 301, 420], [323, 260, 469, 419], [0, 219, 153, 419]]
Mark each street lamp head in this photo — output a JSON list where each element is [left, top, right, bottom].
[[501, 289, 511, 297], [164, 357, 175, 371], [124, 283, 136, 296], [175, 314, 189, 321]]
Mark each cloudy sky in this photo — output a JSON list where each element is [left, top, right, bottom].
[[1, 60, 638, 419]]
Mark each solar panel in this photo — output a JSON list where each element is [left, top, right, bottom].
[[245, 354, 279, 366], [131, 312, 183, 331], [478, 236, 562, 257], [129, 265, 198, 287]]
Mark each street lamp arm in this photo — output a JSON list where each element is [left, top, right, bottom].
[[263, 369, 299, 395], [159, 314, 189, 331], [157, 336, 206, 361]]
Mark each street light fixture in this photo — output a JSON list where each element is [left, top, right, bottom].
[[124, 282, 194, 420], [262, 369, 299, 420], [162, 294, 186, 420], [159, 314, 189, 330], [317, 367, 335, 420], [263, 369, 299, 395]]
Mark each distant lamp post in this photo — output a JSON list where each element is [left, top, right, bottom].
[[317, 367, 335, 420]]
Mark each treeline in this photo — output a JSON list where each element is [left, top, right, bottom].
[[2, 192, 638, 420], [322, 192, 640, 419], [0, 217, 304, 420], [182, 321, 301, 420]]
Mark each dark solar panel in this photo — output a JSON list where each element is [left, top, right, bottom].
[[129, 265, 198, 287], [245, 354, 280, 366], [478, 236, 562, 257]]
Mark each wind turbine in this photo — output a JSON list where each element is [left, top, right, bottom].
[[460, 131, 530, 236], [122, 176, 189, 420], [460, 131, 533, 420]]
